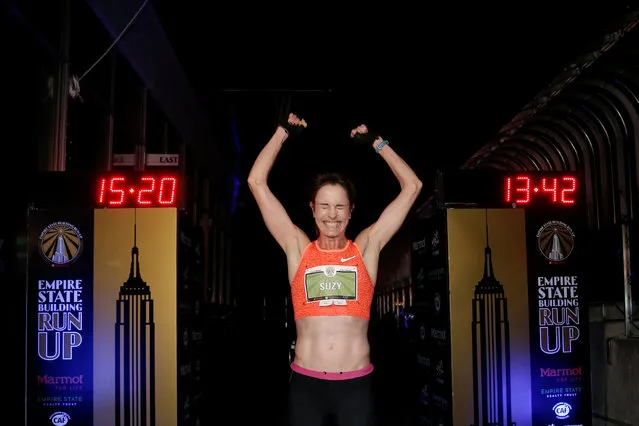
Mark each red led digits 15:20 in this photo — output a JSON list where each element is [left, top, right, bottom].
[[97, 175, 178, 207]]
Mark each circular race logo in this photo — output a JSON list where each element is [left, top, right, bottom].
[[536, 220, 575, 263], [39, 221, 84, 266], [324, 266, 336, 277]]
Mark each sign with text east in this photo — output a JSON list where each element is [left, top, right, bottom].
[[25, 208, 94, 426]]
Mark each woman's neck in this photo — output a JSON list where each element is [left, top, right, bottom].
[[316, 235, 348, 250]]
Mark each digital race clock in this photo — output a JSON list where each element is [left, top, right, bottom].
[[96, 172, 181, 208], [434, 170, 582, 209], [504, 175, 577, 205]]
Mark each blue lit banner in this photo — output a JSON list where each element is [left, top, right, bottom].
[[26, 208, 94, 426], [526, 210, 592, 426]]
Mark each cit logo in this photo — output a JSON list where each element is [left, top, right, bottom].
[[49, 411, 70, 425], [553, 401, 572, 419]]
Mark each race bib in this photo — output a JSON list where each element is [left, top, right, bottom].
[[304, 265, 358, 306]]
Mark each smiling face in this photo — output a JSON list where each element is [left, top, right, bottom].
[[311, 184, 353, 238]]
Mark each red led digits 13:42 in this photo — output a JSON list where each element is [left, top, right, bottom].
[[97, 175, 178, 207], [504, 175, 577, 205]]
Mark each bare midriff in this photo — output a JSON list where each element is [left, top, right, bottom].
[[293, 315, 370, 373]]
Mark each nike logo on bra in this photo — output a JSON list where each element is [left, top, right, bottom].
[[340, 255, 356, 262]]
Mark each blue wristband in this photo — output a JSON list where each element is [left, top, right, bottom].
[[375, 140, 389, 153]]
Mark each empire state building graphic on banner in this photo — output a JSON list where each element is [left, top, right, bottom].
[[52, 235, 69, 264], [548, 234, 563, 262]]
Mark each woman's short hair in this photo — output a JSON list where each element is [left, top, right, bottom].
[[307, 172, 356, 206]]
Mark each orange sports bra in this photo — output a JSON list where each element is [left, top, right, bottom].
[[290, 240, 375, 321]]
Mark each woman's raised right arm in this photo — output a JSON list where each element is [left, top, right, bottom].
[[247, 114, 310, 253]]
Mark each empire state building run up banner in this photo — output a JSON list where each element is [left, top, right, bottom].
[[526, 207, 592, 426], [26, 208, 94, 426]]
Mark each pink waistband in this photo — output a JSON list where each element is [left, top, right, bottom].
[[290, 362, 374, 381]]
